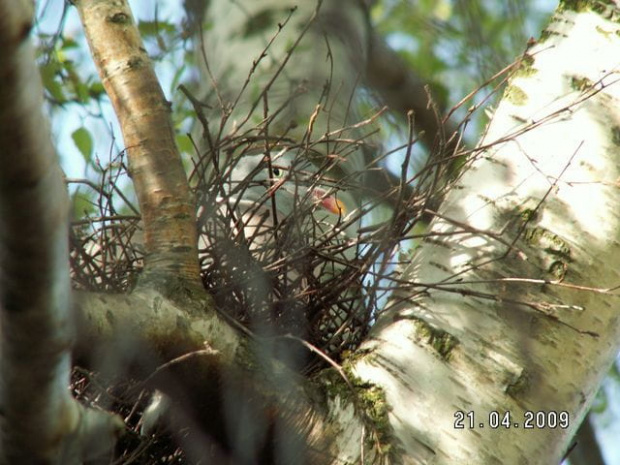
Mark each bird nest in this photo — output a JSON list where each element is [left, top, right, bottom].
[[69, 135, 389, 364], [195, 140, 379, 362]]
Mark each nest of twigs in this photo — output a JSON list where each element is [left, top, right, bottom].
[[70, 123, 395, 360], [194, 137, 381, 362], [67, 107, 440, 463], [67, 135, 387, 464]]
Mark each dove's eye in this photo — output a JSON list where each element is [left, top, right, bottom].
[[271, 165, 288, 178]]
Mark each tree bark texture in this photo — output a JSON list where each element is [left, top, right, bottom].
[[345, 5, 620, 464], [0, 1, 123, 463], [75, 0, 201, 284]]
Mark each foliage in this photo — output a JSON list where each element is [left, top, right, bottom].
[[372, 0, 554, 137]]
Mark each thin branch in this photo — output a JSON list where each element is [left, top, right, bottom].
[[75, 0, 200, 283]]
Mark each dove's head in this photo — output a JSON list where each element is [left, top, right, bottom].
[[199, 146, 360, 265], [221, 148, 352, 220]]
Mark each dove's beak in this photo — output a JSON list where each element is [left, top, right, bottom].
[[313, 188, 345, 215]]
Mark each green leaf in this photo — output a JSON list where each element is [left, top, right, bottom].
[[138, 20, 175, 37], [88, 82, 106, 99], [61, 36, 80, 50], [72, 127, 94, 162], [62, 59, 90, 103], [170, 62, 187, 92], [71, 190, 97, 220], [591, 386, 608, 414], [39, 61, 66, 103], [176, 133, 193, 155]]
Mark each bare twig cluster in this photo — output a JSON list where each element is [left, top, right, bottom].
[[193, 133, 376, 361], [66, 95, 469, 366], [69, 152, 143, 292]]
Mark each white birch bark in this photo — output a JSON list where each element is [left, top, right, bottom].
[[326, 5, 620, 464]]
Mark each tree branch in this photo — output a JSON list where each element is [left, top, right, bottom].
[[74, 0, 201, 284], [73, 288, 347, 463], [351, 5, 620, 463], [0, 1, 123, 463], [366, 30, 461, 154]]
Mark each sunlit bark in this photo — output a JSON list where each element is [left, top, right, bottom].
[[347, 6, 620, 463]]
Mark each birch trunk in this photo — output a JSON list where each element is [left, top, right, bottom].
[[334, 5, 620, 463], [0, 2, 123, 463]]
